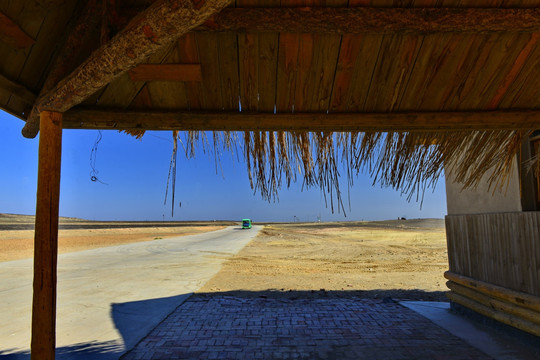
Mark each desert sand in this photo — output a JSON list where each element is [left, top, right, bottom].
[[1, 215, 449, 300], [199, 219, 449, 301]]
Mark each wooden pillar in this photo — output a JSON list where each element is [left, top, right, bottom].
[[31, 111, 62, 360]]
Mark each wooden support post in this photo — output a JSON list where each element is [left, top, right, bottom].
[[31, 111, 63, 360]]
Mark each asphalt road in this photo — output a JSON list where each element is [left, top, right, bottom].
[[0, 225, 261, 360]]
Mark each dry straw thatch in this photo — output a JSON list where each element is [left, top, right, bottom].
[[125, 128, 538, 214]]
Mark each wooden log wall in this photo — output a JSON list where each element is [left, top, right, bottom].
[[445, 212, 540, 337]]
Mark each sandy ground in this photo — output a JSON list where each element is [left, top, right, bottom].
[[199, 219, 449, 301], [1, 215, 450, 301], [0, 225, 225, 262]]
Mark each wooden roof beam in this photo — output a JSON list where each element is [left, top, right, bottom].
[[22, 0, 232, 138], [0, 12, 35, 48], [197, 7, 540, 34], [33, 0, 71, 11], [22, 0, 103, 138], [62, 109, 540, 132], [0, 73, 37, 105]]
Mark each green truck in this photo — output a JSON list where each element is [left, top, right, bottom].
[[242, 219, 252, 229]]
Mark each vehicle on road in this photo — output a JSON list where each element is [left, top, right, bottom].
[[242, 219, 252, 229]]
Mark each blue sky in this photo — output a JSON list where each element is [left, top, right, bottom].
[[0, 110, 447, 222]]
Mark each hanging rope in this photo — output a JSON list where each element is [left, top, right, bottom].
[[164, 131, 179, 217], [89, 130, 108, 185]]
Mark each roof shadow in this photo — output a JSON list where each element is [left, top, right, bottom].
[[6, 289, 540, 359], [195, 288, 449, 302], [0, 340, 122, 360], [117, 288, 492, 360]]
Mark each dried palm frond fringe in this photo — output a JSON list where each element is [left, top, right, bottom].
[[124, 129, 537, 214]]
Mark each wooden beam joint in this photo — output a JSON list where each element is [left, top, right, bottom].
[[22, 0, 103, 139], [0, 73, 37, 104], [22, 0, 232, 139]]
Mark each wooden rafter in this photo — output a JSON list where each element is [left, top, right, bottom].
[[22, 0, 232, 139], [197, 7, 540, 34], [63, 109, 540, 132], [22, 0, 103, 138], [0, 12, 35, 48], [101, 0, 122, 44], [129, 64, 202, 82], [33, 0, 68, 10], [0, 73, 37, 104]]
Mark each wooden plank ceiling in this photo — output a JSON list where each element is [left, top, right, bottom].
[[0, 1, 78, 119], [3, 0, 540, 132]]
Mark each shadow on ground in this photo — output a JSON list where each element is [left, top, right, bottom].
[[0, 294, 190, 360], [203, 288, 449, 302], [1, 289, 481, 360], [0, 341, 122, 360], [120, 289, 492, 360]]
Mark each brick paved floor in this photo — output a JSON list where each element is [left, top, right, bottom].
[[121, 294, 491, 360]]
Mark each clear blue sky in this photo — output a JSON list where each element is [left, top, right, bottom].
[[0, 110, 447, 222]]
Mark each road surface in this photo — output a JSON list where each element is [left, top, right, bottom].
[[0, 225, 261, 359]]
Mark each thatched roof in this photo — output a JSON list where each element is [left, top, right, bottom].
[[1, 0, 539, 208]]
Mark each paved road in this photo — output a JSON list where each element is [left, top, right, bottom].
[[0, 225, 261, 359]]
